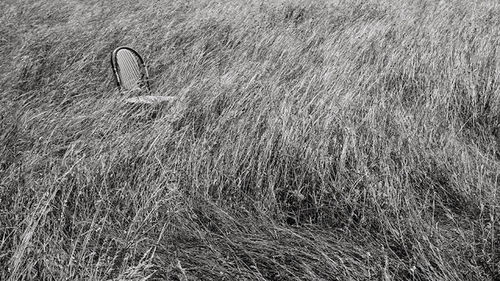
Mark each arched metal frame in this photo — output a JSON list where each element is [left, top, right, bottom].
[[111, 46, 151, 92]]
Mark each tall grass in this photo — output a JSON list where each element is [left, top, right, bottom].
[[1, 0, 500, 279]]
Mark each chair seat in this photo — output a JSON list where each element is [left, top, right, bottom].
[[124, 95, 177, 105]]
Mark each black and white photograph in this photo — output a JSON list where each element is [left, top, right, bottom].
[[1, 0, 499, 280]]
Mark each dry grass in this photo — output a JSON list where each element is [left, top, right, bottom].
[[1, 0, 500, 280]]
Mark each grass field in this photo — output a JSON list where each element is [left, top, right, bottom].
[[1, 0, 500, 280]]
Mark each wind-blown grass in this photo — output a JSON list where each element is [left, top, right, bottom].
[[1, 0, 500, 280]]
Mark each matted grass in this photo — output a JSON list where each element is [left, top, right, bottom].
[[1, 0, 500, 280]]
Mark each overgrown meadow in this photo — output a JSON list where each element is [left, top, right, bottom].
[[1, 0, 500, 280]]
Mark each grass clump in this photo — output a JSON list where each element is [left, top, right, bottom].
[[1, 0, 500, 280]]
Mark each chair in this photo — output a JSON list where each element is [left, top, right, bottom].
[[111, 46, 177, 105]]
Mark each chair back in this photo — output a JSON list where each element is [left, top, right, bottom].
[[111, 46, 150, 91]]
